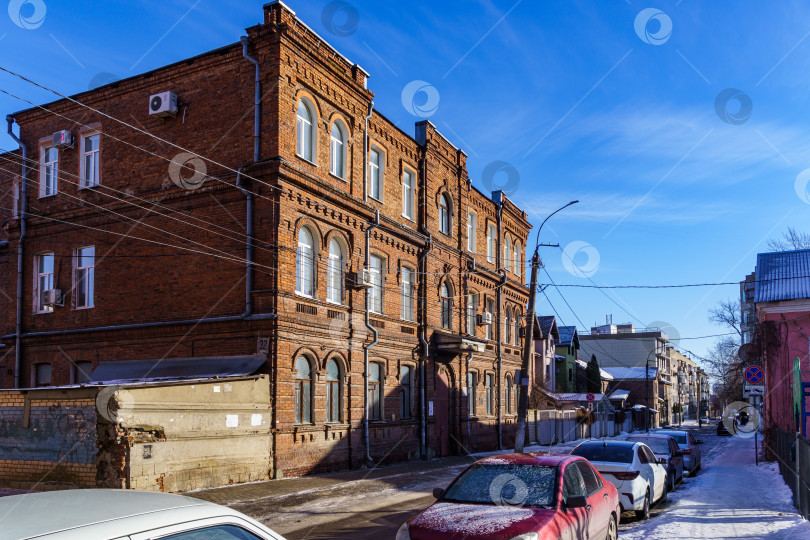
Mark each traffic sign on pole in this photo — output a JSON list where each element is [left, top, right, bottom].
[[586, 392, 595, 402], [743, 384, 765, 397], [745, 366, 764, 385]]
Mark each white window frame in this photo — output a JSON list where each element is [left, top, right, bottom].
[[505, 306, 513, 345], [514, 240, 521, 277], [39, 146, 58, 197], [326, 237, 345, 305], [73, 245, 95, 309], [402, 168, 415, 220], [330, 121, 347, 180], [485, 297, 495, 340], [34, 252, 55, 313], [467, 292, 478, 335], [296, 227, 316, 298], [296, 99, 316, 163], [504, 237, 512, 272], [467, 211, 477, 253], [401, 265, 415, 321], [368, 147, 382, 201], [369, 254, 384, 314], [439, 194, 451, 236], [487, 223, 496, 264], [79, 132, 101, 188]]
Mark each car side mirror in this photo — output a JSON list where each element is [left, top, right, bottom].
[[658, 458, 668, 465], [432, 487, 444, 499], [565, 495, 588, 509]]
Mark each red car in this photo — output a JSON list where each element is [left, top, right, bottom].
[[396, 453, 620, 540]]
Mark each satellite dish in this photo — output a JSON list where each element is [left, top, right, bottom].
[[737, 343, 755, 362]]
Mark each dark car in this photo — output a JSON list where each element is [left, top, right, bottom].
[[626, 434, 684, 492], [396, 453, 621, 540], [717, 419, 734, 436]]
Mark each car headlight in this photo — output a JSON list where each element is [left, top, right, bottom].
[[508, 534, 539, 540], [395, 522, 411, 540]]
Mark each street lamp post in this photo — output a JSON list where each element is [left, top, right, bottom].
[[645, 348, 656, 433], [514, 200, 579, 453]]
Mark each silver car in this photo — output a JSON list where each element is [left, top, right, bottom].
[[654, 429, 703, 475], [0, 489, 287, 540]]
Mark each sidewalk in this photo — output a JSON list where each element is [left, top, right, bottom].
[[620, 434, 810, 539]]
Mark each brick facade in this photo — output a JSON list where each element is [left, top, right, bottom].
[[0, 1, 531, 478]]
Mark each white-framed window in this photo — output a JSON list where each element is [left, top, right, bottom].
[[330, 121, 347, 179], [400, 365, 414, 419], [34, 252, 54, 313], [369, 254, 384, 314], [504, 237, 512, 272], [80, 132, 100, 187], [467, 370, 478, 416], [402, 169, 415, 220], [514, 240, 522, 277], [441, 281, 452, 329], [368, 147, 382, 201], [505, 374, 514, 414], [467, 292, 478, 335], [296, 100, 315, 162], [326, 237, 345, 304], [505, 306, 513, 345], [485, 373, 494, 415], [40, 146, 58, 197], [296, 227, 316, 297], [74, 246, 95, 309], [467, 211, 477, 253], [401, 265, 415, 321], [514, 311, 521, 347], [369, 362, 383, 420], [325, 359, 342, 423], [294, 356, 313, 424], [439, 193, 451, 236], [485, 297, 495, 340], [487, 223, 496, 264]]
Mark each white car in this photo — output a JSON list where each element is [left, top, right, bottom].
[[571, 440, 668, 520], [0, 489, 287, 540]]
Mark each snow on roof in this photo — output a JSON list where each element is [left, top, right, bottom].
[[555, 393, 607, 402], [609, 389, 631, 401], [575, 359, 614, 380], [631, 404, 659, 413], [755, 249, 810, 303], [603, 366, 659, 380]]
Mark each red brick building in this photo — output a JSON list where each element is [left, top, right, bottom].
[[0, 1, 531, 477]]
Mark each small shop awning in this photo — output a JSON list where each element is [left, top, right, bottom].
[[89, 354, 267, 384], [433, 331, 487, 353]]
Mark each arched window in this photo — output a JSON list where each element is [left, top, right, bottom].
[[326, 237, 345, 304], [504, 237, 512, 272], [296, 227, 316, 297], [294, 356, 313, 424], [505, 374, 513, 414], [467, 370, 478, 416], [505, 306, 513, 345], [368, 362, 383, 420], [439, 193, 451, 236], [441, 281, 452, 329], [330, 121, 346, 179], [326, 359, 342, 423], [514, 240, 522, 277], [296, 100, 315, 162], [514, 310, 522, 347]]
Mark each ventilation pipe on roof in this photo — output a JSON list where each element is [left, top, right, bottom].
[[6, 116, 26, 389], [239, 36, 260, 318]]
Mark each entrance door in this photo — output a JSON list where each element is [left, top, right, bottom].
[[435, 367, 451, 456]]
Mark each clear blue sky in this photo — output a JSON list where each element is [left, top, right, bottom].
[[1, 0, 809, 363]]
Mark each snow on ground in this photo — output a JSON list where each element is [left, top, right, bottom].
[[620, 434, 810, 539]]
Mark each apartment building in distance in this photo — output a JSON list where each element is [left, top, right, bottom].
[[0, 1, 531, 477]]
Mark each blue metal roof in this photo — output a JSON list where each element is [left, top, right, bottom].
[[754, 249, 810, 303]]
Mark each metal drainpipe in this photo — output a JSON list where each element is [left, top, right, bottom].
[[240, 36, 260, 318], [495, 200, 505, 449], [7, 116, 26, 389], [363, 209, 380, 464], [418, 154, 430, 459], [362, 102, 374, 202]]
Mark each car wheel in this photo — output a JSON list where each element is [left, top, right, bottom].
[[635, 489, 650, 520], [605, 514, 618, 540]]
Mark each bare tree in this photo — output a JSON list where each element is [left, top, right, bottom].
[[708, 298, 742, 339], [702, 337, 744, 407], [767, 227, 810, 252]]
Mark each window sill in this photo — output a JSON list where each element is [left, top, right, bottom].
[[73, 305, 94, 311], [402, 213, 415, 222], [295, 291, 316, 300], [38, 193, 57, 199], [329, 172, 348, 183], [368, 195, 383, 203], [78, 183, 101, 191], [295, 154, 317, 167], [33, 310, 54, 315]]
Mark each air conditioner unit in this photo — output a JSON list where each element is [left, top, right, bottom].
[[348, 269, 374, 289], [477, 312, 493, 326], [149, 91, 178, 118], [42, 289, 64, 307], [52, 130, 73, 149]]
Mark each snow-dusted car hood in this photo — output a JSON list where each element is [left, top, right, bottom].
[[408, 501, 555, 539]]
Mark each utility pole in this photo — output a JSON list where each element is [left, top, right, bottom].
[[514, 200, 578, 453], [645, 348, 656, 433]]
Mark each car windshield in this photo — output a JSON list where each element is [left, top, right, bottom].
[[629, 437, 670, 454], [571, 444, 634, 463], [442, 464, 556, 508], [658, 432, 687, 444]]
